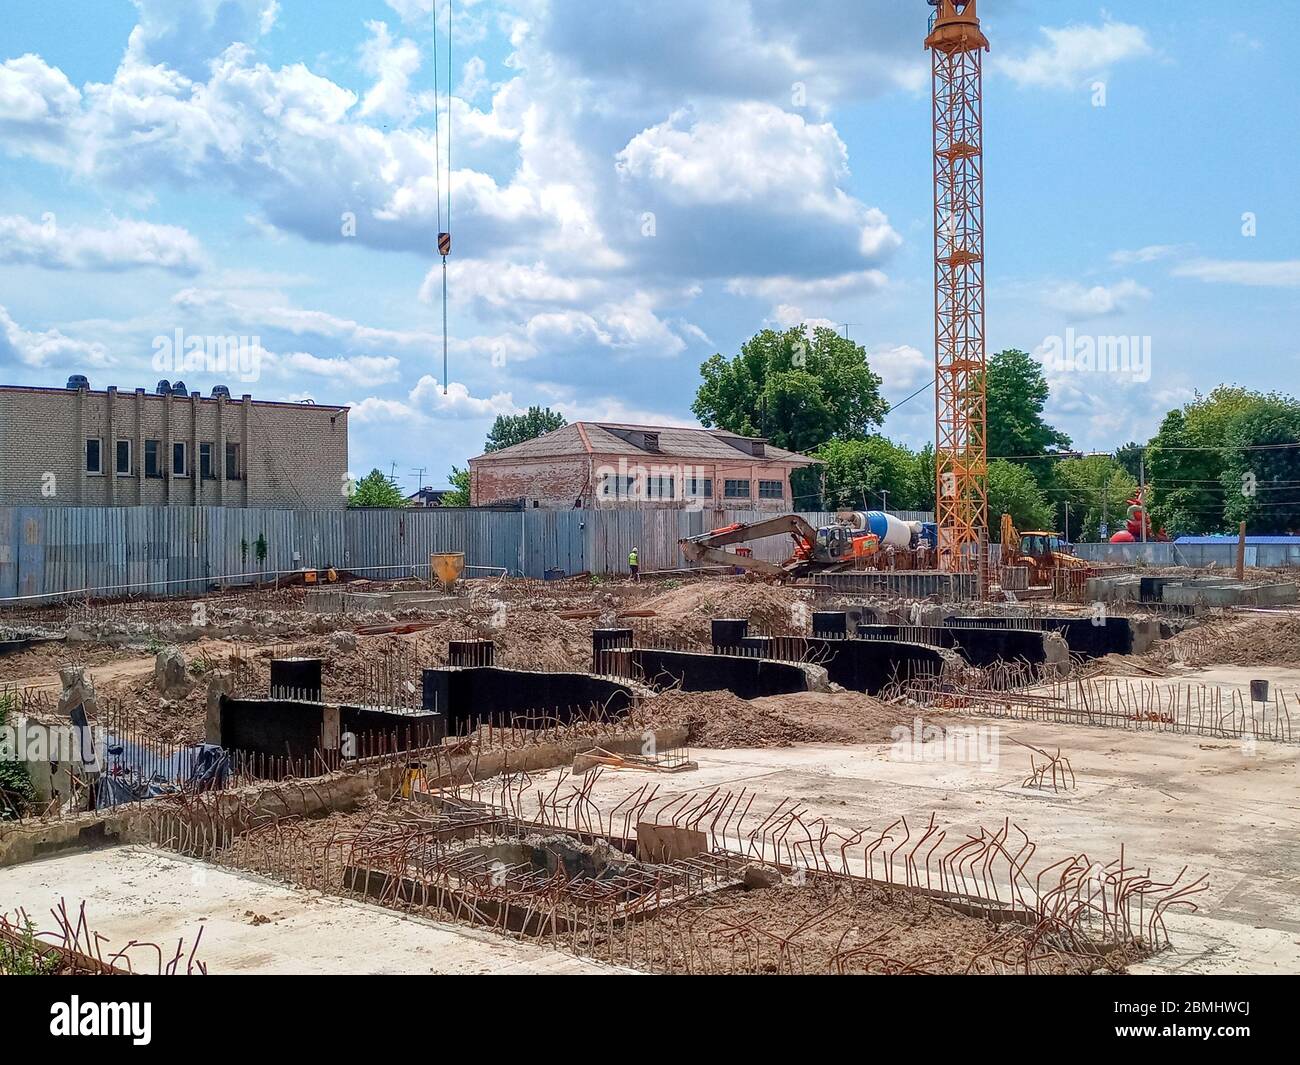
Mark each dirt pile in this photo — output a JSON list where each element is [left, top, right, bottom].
[[644, 688, 911, 749], [1148, 612, 1300, 668], [604, 879, 1134, 975], [635, 579, 810, 644]]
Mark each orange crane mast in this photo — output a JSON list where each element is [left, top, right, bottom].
[[925, 1, 989, 576]]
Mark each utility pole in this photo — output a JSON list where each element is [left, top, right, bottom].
[[1064, 501, 1070, 543], [880, 489, 889, 513]]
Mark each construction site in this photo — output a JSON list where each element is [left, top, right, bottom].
[[3, 537, 1299, 976], [1, 2, 1296, 994]]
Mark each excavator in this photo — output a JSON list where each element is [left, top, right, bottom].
[[680, 511, 931, 580], [998, 513, 1089, 588]]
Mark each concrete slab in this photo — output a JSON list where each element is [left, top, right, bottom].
[[0, 846, 620, 975], [515, 672, 1300, 975]]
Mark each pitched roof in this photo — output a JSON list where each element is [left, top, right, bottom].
[[470, 421, 820, 465]]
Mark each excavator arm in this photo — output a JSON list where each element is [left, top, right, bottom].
[[680, 515, 821, 579]]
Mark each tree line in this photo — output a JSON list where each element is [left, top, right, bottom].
[[693, 327, 1300, 539], [352, 326, 1300, 538]]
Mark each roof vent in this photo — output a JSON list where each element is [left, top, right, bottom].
[[171, 380, 188, 395], [155, 379, 171, 395], [749, 439, 766, 458], [66, 375, 89, 390], [640, 431, 660, 452], [211, 385, 231, 399]]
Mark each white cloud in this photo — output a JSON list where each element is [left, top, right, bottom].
[[617, 103, 899, 257], [996, 20, 1153, 90], [0, 214, 204, 273], [457, 56, 489, 102], [410, 374, 519, 418], [870, 344, 929, 392], [1043, 279, 1152, 318], [0, 54, 81, 159], [348, 395, 418, 424], [427, 260, 606, 314], [349, 374, 519, 424], [538, 0, 922, 108], [171, 287, 437, 349], [615, 102, 900, 279], [1172, 259, 1300, 288], [264, 350, 402, 386], [358, 21, 425, 123], [125, 0, 280, 78], [532, 383, 697, 429], [727, 269, 888, 306], [1110, 244, 1185, 266], [0, 305, 112, 369]]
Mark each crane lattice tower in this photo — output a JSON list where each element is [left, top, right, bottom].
[[926, 0, 989, 572]]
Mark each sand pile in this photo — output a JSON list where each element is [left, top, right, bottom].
[[1149, 612, 1300, 668], [645, 688, 912, 749], [634, 579, 810, 644]]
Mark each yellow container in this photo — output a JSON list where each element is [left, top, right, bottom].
[[430, 551, 465, 589]]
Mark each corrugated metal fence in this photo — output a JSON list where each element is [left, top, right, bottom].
[[1073, 541, 1300, 568], [0, 506, 933, 604]]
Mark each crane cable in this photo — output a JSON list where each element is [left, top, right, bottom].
[[432, 1, 453, 394]]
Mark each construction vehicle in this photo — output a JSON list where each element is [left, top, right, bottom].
[[998, 513, 1089, 588], [680, 511, 933, 580]]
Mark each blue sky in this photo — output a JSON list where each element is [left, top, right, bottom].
[[1, 0, 1296, 494]]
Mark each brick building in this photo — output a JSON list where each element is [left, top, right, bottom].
[[468, 422, 819, 511], [0, 381, 349, 508]]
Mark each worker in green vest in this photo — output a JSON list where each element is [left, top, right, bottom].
[[628, 547, 639, 580]]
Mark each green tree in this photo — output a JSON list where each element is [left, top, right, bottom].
[[912, 443, 936, 511], [814, 437, 926, 511], [1051, 456, 1138, 542], [984, 349, 1071, 465], [348, 468, 407, 508], [484, 406, 567, 453], [693, 326, 888, 453], [441, 466, 471, 507], [1114, 441, 1146, 482], [1146, 387, 1298, 535], [0, 693, 35, 819], [989, 459, 1055, 535], [1221, 395, 1300, 534]]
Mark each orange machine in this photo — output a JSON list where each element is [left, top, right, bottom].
[[680, 515, 881, 580], [999, 513, 1088, 588]]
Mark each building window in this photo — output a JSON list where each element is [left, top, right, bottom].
[[647, 475, 675, 500], [687, 477, 713, 499], [115, 440, 131, 476], [144, 440, 161, 477], [600, 473, 638, 499], [759, 479, 783, 500], [199, 442, 215, 480], [172, 441, 187, 477], [85, 439, 103, 475], [724, 479, 751, 499], [225, 442, 241, 480]]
